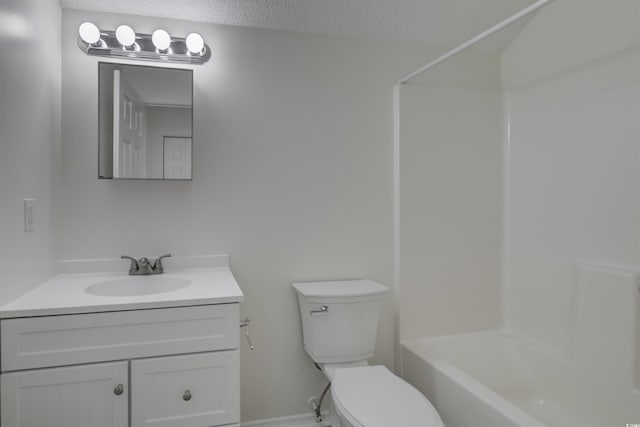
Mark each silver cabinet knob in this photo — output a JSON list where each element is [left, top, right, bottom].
[[183, 390, 192, 401], [114, 384, 124, 396]]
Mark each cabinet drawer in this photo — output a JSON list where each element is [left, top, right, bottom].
[[1, 304, 239, 371], [1, 361, 128, 427], [131, 351, 240, 427]]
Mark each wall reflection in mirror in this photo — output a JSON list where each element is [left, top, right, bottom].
[[98, 63, 193, 180]]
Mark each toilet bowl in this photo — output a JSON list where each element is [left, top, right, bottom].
[[293, 279, 444, 427], [330, 365, 444, 427]]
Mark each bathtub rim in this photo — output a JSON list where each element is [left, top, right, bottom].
[[401, 330, 551, 427]]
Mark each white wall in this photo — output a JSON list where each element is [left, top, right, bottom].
[[502, 0, 640, 353], [60, 9, 427, 421], [0, 0, 61, 305], [398, 83, 503, 341], [409, 50, 503, 90]]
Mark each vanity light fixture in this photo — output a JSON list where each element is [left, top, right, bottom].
[[115, 24, 136, 48], [78, 21, 101, 45], [77, 23, 210, 65], [185, 33, 204, 54], [152, 29, 171, 51]]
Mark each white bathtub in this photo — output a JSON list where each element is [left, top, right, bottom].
[[401, 330, 640, 427]]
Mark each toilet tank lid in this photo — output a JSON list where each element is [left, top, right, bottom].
[[292, 279, 389, 301]]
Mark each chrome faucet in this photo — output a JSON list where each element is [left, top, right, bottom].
[[121, 254, 171, 275]]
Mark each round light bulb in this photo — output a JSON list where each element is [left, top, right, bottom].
[[152, 29, 171, 51], [185, 32, 204, 54], [78, 22, 100, 45], [115, 24, 136, 47]]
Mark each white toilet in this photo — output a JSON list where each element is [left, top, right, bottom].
[[293, 279, 444, 427]]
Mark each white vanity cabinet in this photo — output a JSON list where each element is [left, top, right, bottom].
[[0, 304, 241, 427], [131, 351, 239, 427], [1, 361, 129, 427]]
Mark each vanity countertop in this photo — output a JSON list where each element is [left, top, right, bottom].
[[0, 255, 244, 319]]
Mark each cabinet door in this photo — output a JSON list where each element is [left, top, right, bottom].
[[1, 361, 128, 427], [131, 351, 240, 427]]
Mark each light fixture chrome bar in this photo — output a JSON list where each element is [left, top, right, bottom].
[[397, 0, 556, 84], [77, 30, 211, 65]]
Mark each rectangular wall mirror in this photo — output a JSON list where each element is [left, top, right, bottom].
[[98, 63, 193, 180]]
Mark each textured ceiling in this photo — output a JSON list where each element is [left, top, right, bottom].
[[61, 0, 536, 48]]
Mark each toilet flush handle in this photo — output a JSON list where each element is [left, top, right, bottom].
[[310, 305, 329, 316]]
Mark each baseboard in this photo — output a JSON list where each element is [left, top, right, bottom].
[[241, 411, 331, 427]]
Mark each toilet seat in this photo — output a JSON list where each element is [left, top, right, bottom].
[[331, 365, 444, 427]]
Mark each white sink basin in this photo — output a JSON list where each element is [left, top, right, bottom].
[[85, 277, 192, 297]]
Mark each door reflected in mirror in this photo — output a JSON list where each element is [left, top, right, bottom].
[[98, 63, 193, 180]]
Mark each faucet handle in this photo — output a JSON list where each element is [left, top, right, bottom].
[[121, 255, 139, 273], [153, 254, 172, 272]]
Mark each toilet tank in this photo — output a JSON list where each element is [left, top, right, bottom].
[[293, 280, 389, 364]]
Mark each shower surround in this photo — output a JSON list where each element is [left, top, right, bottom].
[[397, 0, 640, 425]]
